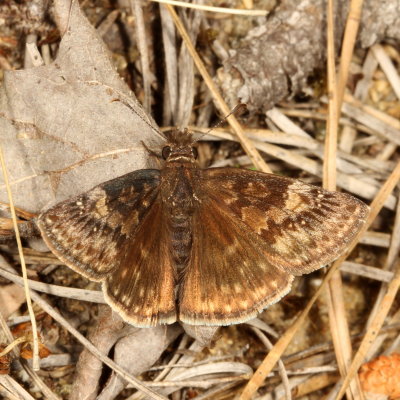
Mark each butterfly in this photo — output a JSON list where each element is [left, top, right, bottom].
[[36, 129, 369, 327]]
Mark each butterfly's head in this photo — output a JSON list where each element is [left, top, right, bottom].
[[162, 128, 198, 164]]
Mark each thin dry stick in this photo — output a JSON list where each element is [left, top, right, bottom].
[[131, 0, 152, 113], [143, 375, 250, 388], [293, 373, 339, 398], [336, 0, 364, 109], [0, 337, 27, 358], [165, 4, 272, 173], [22, 363, 62, 400], [339, 49, 377, 153], [323, 0, 338, 189], [324, 0, 362, 398], [150, 0, 268, 16], [0, 146, 39, 371], [251, 327, 292, 400], [371, 44, 400, 101], [364, 195, 400, 352], [0, 266, 105, 303], [344, 92, 400, 131], [0, 311, 16, 347], [160, 5, 178, 122], [0, 375, 37, 400], [239, 160, 400, 399], [334, 259, 400, 400], [0, 201, 36, 219]]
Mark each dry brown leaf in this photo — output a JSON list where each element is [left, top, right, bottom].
[[0, 0, 162, 214], [10, 320, 51, 360]]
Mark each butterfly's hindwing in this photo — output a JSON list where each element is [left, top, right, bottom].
[[103, 198, 177, 326], [179, 195, 294, 325]]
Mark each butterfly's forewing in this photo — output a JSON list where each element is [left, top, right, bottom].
[[37, 170, 160, 280], [37, 169, 177, 326], [200, 168, 369, 275]]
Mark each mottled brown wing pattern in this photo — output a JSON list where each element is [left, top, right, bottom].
[[36, 129, 369, 328], [179, 167, 368, 325], [37, 169, 177, 326], [103, 199, 177, 326], [37, 170, 160, 280], [179, 196, 294, 325], [200, 168, 369, 275]]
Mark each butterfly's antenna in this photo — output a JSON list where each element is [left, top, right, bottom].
[[111, 98, 165, 139], [195, 103, 248, 142]]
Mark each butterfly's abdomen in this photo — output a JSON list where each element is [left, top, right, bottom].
[[160, 164, 199, 272], [170, 215, 192, 272]]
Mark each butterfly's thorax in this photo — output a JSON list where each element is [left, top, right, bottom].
[[160, 147, 201, 271]]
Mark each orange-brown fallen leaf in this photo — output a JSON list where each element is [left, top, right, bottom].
[[11, 321, 51, 360]]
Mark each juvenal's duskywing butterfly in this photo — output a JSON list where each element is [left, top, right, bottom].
[[36, 129, 369, 327]]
